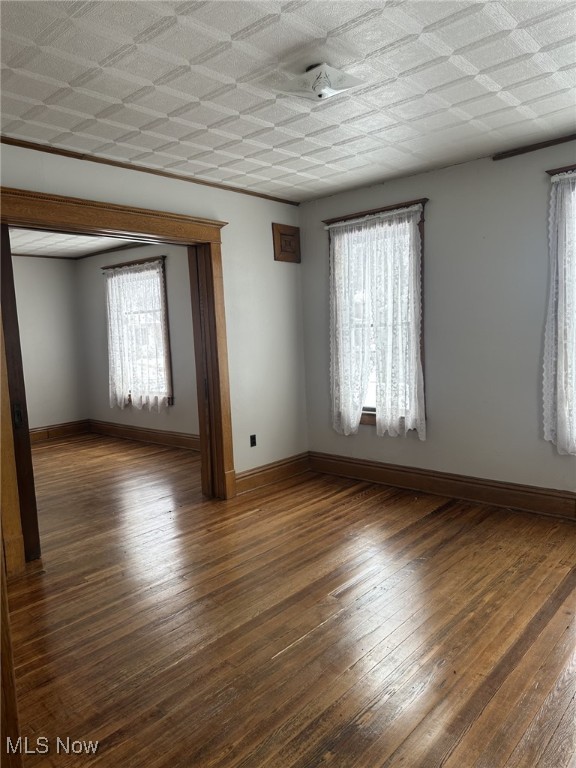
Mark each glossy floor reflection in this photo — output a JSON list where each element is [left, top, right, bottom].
[[7, 435, 576, 768]]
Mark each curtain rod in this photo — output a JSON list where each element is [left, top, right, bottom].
[[322, 198, 428, 226], [546, 163, 576, 176], [101, 255, 166, 271]]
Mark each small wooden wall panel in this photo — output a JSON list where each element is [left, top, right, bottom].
[[272, 223, 301, 263]]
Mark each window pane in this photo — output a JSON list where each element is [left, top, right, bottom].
[[329, 203, 425, 438], [106, 260, 172, 411]]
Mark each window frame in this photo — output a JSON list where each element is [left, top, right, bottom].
[[544, 163, 576, 455], [324, 198, 427, 429], [103, 255, 174, 410]]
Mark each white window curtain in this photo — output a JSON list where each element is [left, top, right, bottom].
[[543, 172, 576, 455], [106, 259, 173, 412], [328, 204, 426, 439]]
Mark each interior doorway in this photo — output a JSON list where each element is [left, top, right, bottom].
[[1, 186, 236, 565], [11, 226, 202, 498]]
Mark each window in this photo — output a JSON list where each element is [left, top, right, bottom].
[[326, 200, 426, 439], [543, 169, 576, 455], [105, 258, 173, 411]]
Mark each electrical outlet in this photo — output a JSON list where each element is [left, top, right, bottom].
[[250, 434, 257, 447]]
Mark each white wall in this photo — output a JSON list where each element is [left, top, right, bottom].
[[1, 143, 308, 472], [6, 141, 573, 491], [300, 144, 576, 493], [12, 256, 84, 428], [76, 243, 199, 434], [223, 214, 307, 467]]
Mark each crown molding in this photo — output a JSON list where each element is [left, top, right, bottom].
[[0, 136, 300, 207], [492, 133, 576, 161], [1, 186, 227, 244]]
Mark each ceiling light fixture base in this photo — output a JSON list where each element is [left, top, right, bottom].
[[279, 63, 364, 101]]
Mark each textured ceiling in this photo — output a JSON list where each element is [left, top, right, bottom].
[[9, 228, 138, 258], [1, 1, 575, 202]]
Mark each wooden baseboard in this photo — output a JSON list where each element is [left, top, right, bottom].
[[26, 426, 575, 518], [236, 453, 311, 494], [30, 419, 200, 451], [29, 420, 90, 443], [88, 420, 200, 451], [309, 452, 576, 520]]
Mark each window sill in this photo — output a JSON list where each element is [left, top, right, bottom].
[[360, 410, 375, 426]]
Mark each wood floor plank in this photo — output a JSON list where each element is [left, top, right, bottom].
[[534, 695, 576, 768], [444, 597, 575, 768], [372, 567, 576, 768], [6, 436, 576, 768], [503, 647, 575, 768], [252, 544, 575, 768]]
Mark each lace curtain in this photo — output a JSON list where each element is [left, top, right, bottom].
[[328, 204, 426, 439], [543, 173, 576, 455], [106, 260, 172, 411]]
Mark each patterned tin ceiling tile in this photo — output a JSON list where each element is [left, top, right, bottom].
[[9, 228, 138, 257], [1, 0, 575, 202]]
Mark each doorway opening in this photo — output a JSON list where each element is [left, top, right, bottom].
[[1, 186, 236, 567], [11, 229, 200, 447]]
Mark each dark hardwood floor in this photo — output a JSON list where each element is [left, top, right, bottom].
[[6, 435, 576, 767]]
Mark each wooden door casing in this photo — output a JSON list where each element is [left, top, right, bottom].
[[1, 223, 40, 561], [0, 188, 236, 546]]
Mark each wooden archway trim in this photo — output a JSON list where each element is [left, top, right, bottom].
[[1, 317, 26, 577], [189, 243, 235, 499], [1, 544, 22, 768], [1, 187, 236, 535], [1, 223, 39, 560], [1, 187, 227, 244]]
